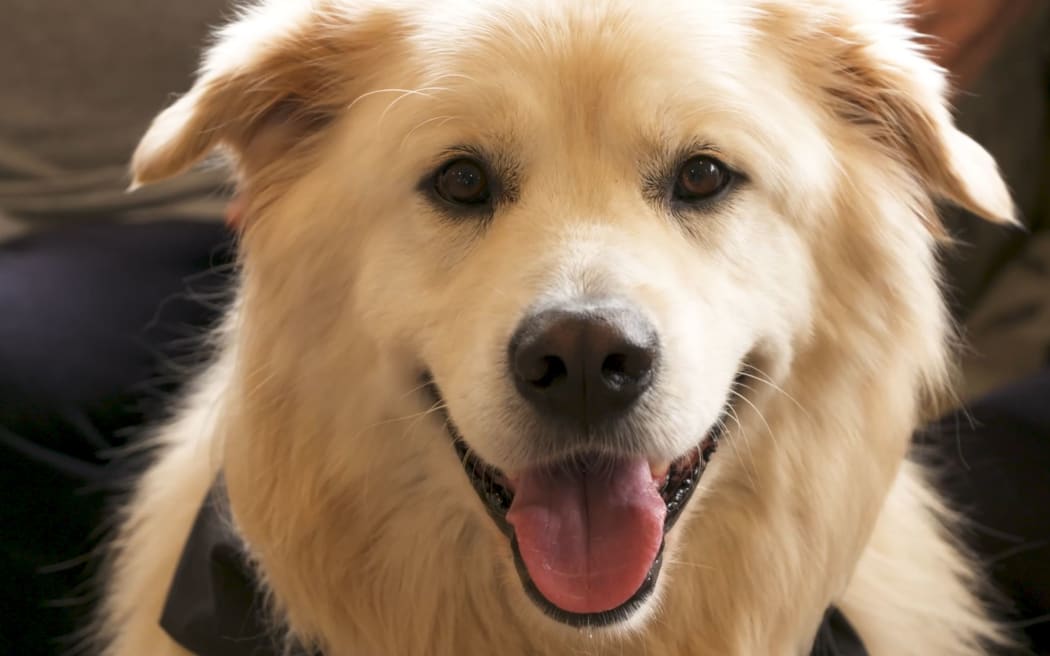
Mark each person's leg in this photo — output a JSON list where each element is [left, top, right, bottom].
[[920, 369, 1050, 654], [0, 220, 234, 655]]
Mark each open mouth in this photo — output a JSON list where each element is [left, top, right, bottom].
[[422, 376, 731, 628]]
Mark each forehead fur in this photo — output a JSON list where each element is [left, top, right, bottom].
[[351, 0, 839, 216]]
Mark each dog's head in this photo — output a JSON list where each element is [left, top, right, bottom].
[[134, 0, 1013, 647]]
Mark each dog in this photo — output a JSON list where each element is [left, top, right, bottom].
[[97, 0, 1017, 654]]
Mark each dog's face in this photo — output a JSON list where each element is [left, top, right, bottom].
[[346, 6, 826, 623], [382, 10, 813, 466], [133, 0, 1013, 641]]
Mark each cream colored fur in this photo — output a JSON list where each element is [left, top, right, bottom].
[[99, 0, 1016, 654]]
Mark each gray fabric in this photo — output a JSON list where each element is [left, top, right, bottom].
[[962, 233, 1050, 400], [947, 5, 1050, 401], [0, 0, 235, 228], [939, 4, 1050, 317]]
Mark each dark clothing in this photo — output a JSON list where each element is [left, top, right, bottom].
[[920, 370, 1050, 653], [0, 220, 234, 655]]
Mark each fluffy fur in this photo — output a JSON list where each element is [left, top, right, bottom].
[[99, 0, 1016, 654]]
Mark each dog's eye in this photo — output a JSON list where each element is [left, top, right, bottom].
[[435, 158, 490, 206], [673, 156, 731, 202]]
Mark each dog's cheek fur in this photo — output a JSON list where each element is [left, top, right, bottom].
[[722, 8, 1015, 649]]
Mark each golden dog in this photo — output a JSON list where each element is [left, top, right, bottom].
[[99, 0, 1015, 653]]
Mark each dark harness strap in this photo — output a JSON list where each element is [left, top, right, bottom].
[[161, 477, 868, 656], [159, 478, 311, 656]]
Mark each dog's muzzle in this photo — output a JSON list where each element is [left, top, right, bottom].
[[423, 297, 740, 627]]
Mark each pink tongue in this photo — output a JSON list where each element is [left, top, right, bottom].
[[506, 456, 666, 615]]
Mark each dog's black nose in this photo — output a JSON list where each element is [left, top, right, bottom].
[[509, 301, 658, 426]]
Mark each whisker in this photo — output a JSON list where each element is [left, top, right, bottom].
[[729, 388, 778, 452], [663, 557, 717, 572], [379, 87, 451, 124], [398, 378, 441, 402], [720, 406, 758, 491], [400, 114, 462, 150], [347, 86, 436, 113], [737, 364, 809, 419]]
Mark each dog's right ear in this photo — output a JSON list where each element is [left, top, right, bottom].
[[131, 2, 404, 188]]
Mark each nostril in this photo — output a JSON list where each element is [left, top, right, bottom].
[[529, 356, 567, 388], [601, 346, 654, 384], [601, 353, 630, 385]]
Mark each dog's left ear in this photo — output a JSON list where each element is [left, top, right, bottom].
[[801, 7, 1017, 229], [130, 2, 404, 188]]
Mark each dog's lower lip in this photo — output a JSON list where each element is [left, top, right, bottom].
[[421, 370, 734, 626]]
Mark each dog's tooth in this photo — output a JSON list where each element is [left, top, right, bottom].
[[650, 461, 671, 482]]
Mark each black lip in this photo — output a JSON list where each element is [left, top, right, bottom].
[[421, 373, 729, 627]]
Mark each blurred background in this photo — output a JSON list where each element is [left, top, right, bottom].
[[0, 1, 1047, 654]]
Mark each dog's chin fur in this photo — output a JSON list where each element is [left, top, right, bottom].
[[97, 1, 1017, 655]]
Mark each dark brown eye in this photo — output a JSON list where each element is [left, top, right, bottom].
[[435, 158, 490, 205], [674, 156, 731, 201]]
